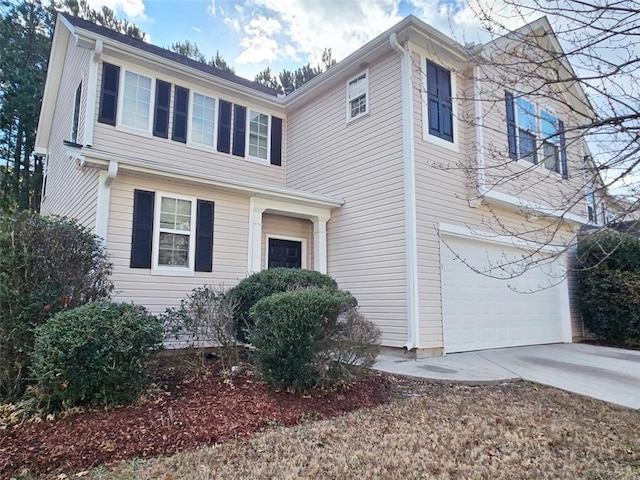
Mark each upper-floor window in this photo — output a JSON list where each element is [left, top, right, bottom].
[[190, 93, 216, 147], [70, 82, 82, 143], [98, 62, 284, 166], [347, 71, 368, 121], [426, 61, 453, 143], [585, 188, 598, 224], [120, 70, 153, 131], [506, 91, 568, 178], [248, 110, 269, 160]]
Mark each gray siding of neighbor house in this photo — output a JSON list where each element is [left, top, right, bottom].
[[286, 52, 408, 347]]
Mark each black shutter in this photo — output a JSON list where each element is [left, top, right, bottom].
[[153, 80, 171, 138], [172, 86, 189, 143], [217, 100, 232, 153], [232, 105, 246, 157], [439, 67, 453, 142], [559, 119, 568, 179], [130, 190, 155, 269], [505, 91, 517, 160], [270, 116, 283, 166], [98, 63, 120, 125], [195, 200, 215, 272]]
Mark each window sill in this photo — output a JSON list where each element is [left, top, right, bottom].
[[245, 155, 271, 166], [422, 130, 459, 152], [115, 124, 153, 138], [346, 110, 370, 124], [151, 267, 195, 277]]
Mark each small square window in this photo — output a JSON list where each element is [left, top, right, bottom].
[[347, 72, 368, 121]]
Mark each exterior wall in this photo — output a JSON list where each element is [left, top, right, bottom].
[[262, 213, 313, 269], [90, 54, 285, 189], [474, 65, 588, 218], [410, 47, 581, 348], [107, 172, 251, 313], [41, 35, 99, 230], [286, 52, 407, 347]]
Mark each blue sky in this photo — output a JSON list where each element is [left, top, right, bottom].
[[84, 0, 533, 80]]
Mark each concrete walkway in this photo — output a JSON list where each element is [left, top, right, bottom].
[[374, 343, 640, 409]]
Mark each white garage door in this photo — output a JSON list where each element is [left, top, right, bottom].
[[441, 235, 567, 353]]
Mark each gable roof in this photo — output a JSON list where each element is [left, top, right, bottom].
[[59, 12, 279, 97]]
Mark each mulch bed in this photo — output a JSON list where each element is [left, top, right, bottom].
[[0, 356, 392, 478]]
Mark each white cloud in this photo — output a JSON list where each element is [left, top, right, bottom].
[[191, 26, 201, 32], [84, 0, 147, 20]]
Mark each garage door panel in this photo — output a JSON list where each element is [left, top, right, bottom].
[[441, 235, 565, 353]]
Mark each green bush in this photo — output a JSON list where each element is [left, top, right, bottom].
[[576, 231, 640, 345], [0, 213, 113, 401], [247, 289, 379, 393], [228, 268, 338, 342], [30, 302, 163, 411]]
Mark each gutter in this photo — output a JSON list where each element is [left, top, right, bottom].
[[390, 33, 420, 351]]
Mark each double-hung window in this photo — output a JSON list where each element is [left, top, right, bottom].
[[121, 71, 152, 131], [506, 91, 568, 177], [190, 93, 216, 147], [347, 72, 368, 121], [157, 195, 195, 269], [248, 110, 269, 160]]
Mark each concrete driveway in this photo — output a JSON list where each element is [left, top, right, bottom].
[[374, 343, 640, 409]]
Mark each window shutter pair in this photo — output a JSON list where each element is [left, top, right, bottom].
[[130, 190, 214, 272], [230, 105, 282, 165]]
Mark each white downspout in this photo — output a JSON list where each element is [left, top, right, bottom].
[[473, 66, 486, 202], [390, 33, 420, 351]]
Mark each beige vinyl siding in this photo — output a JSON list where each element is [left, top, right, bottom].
[[40, 36, 98, 230], [475, 68, 588, 218], [411, 53, 580, 348], [91, 56, 285, 189], [107, 173, 250, 313], [286, 53, 407, 347], [262, 214, 313, 269]]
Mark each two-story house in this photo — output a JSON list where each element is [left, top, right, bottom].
[[36, 13, 593, 357]]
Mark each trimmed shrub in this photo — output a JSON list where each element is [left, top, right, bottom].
[[247, 289, 379, 393], [30, 302, 163, 411], [228, 268, 338, 342], [0, 213, 113, 401], [576, 231, 640, 345], [162, 285, 239, 371]]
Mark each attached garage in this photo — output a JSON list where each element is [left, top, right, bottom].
[[440, 233, 571, 353]]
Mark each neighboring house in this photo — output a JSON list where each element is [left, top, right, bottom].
[[36, 13, 596, 356]]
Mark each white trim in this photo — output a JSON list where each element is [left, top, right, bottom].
[[265, 235, 307, 270], [151, 191, 197, 277], [84, 43, 100, 146], [479, 188, 588, 225], [188, 90, 218, 150], [390, 33, 420, 351], [116, 69, 155, 136], [345, 69, 370, 123], [248, 197, 332, 275], [421, 55, 459, 152], [558, 254, 573, 343], [245, 108, 271, 164], [473, 66, 484, 205], [95, 160, 118, 243], [80, 151, 344, 209], [438, 222, 564, 253]]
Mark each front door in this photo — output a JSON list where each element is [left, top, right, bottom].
[[268, 238, 302, 268]]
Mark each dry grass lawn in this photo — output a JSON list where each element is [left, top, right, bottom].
[[84, 380, 639, 480]]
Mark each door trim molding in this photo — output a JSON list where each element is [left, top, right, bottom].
[[265, 235, 307, 269]]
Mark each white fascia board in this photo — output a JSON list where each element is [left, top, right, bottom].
[[35, 16, 72, 155], [72, 30, 283, 111], [481, 188, 588, 225], [80, 149, 343, 210]]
